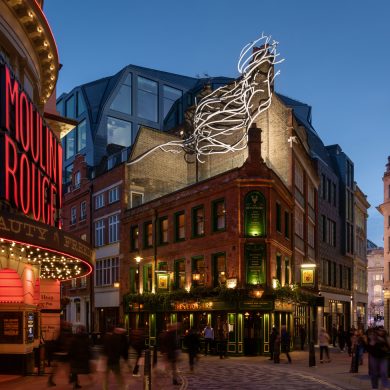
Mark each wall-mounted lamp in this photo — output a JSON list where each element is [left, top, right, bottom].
[[113, 282, 120, 288], [192, 273, 201, 281], [226, 278, 237, 289]]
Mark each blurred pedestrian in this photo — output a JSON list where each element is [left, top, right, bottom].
[[338, 326, 345, 352], [299, 325, 306, 351], [346, 327, 354, 356], [280, 325, 292, 363], [319, 327, 331, 363], [130, 327, 145, 376], [331, 325, 337, 347], [364, 326, 390, 389], [273, 332, 281, 364], [350, 329, 365, 373], [102, 326, 128, 390], [184, 327, 200, 371], [68, 325, 91, 389], [47, 321, 73, 387], [160, 323, 180, 385], [216, 320, 228, 359], [203, 323, 214, 356], [269, 327, 277, 360]]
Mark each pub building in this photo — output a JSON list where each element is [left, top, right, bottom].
[[0, 0, 93, 373], [122, 126, 295, 355]]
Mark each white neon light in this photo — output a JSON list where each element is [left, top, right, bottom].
[[127, 33, 282, 165]]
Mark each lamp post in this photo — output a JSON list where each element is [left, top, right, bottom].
[[135, 256, 142, 327]]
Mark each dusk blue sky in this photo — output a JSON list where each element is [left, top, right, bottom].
[[45, 0, 390, 246]]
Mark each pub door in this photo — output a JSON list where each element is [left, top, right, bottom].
[[243, 312, 263, 355]]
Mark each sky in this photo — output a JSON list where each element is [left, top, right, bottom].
[[44, 0, 390, 246]]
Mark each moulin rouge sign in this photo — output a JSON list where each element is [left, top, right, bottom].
[[0, 63, 62, 227]]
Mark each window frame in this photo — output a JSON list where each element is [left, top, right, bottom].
[[174, 211, 185, 242], [212, 199, 226, 232], [191, 205, 205, 237], [108, 186, 120, 204], [108, 214, 120, 243]]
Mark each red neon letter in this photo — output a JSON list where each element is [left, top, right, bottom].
[[4, 66, 19, 137], [30, 106, 41, 163], [41, 176, 50, 225], [19, 153, 31, 215], [19, 92, 30, 152], [4, 135, 19, 207], [31, 164, 41, 222]]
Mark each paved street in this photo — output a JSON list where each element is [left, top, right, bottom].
[[0, 347, 378, 389]]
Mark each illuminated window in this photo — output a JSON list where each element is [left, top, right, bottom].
[[212, 253, 226, 287], [158, 217, 168, 244], [174, 212, 185, 241], [192, 206, 204, 237], [192, 256, 205, 286], [212, 199, 226, 232], [137, 76, 158, 122], [174, 259, 185, 290]]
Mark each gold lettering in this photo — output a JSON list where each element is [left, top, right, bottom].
[[23, 223, 35, 237], [36, 227, 47, 240], [9, 219, 22, 234], [0, 217, 10, 232]]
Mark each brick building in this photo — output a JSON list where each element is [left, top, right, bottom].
[[122, 126, 294, 355]]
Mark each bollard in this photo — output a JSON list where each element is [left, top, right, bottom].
[[38, 343, 45, 375], [309, 341, 316, 367], [153, 345, 157, 368], [143, 349, 151, 390]]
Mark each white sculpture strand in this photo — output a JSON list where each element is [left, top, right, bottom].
[[128, 33, 282, 165]]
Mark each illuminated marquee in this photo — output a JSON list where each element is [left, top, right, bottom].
[[0, 64, 62, 227]]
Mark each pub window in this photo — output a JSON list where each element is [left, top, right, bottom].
[[108, 186, 120, 204], [130, 225, 139, 251], [174, 259, 186, 290], [245, 243, 266, 285], [276, 203, 282, 233], [143, 221, 153, 248], [192, 256, 206, 286], [158, 217, 169, 245], [143, 264, 153, 292], [192, 206, 204, 237], [212, 199, 226, 232], [244, 191, 266, 237], [212, 253, 226, 287], [174, 211, 185, 241], [95, 193, 104, 209]]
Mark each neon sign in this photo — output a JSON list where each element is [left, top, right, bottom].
[[0, 63, 62, 226]]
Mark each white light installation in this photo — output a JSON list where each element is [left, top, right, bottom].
[[128, 33, 282, 165]]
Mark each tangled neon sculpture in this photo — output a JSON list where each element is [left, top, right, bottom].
[[128, 33, 282, 165]]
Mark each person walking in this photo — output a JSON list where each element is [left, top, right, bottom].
[[299, 325, 306, 351], [160, 323, 180, 386], [68, 325, 91, 389], [273, 332, 281, 364], [364, 326, 390, 389], [269, 327, 277, 360], [184, 327, 200, 372], [130, 327, 145, 376], [102, 326, 128, 390], [203, 324, 214, 356], [280, 325, 292, 363], [338, 325, 345, 352], [318, 327, 331, 363], [216, 320, 228, 359]]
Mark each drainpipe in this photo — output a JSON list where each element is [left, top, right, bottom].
[[89, 183, 95, 333], [153, 208, 158, 290]]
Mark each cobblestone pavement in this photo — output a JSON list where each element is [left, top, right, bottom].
[[0, 348, 377, 390]]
